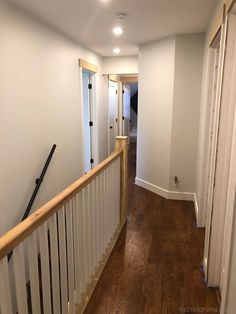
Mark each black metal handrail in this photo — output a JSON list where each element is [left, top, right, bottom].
[[8, 144, 57, 261], [22, 144, 57, 221]]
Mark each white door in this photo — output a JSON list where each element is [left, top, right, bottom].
[[122, 84, 131, 145], [108, 81, 118, 154], [82, 71, 92, 173], [203, 46, 220, 277]]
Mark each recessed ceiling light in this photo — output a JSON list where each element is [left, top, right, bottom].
[[113, 48, 121, 54], [113, 26, 123, 36]]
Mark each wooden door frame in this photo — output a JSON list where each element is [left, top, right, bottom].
[[79, 61, 98, 172], [204, 13, 236, 291], [203, 19, 228, 285]]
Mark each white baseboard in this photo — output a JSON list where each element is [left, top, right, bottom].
[[135, 177, 169, 198], [135, 177, 194, 201]]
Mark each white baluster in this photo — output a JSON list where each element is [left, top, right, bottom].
[[117, 158, 121, 227], [13, 243, 28, 314], [0, 257, 13, 314], [82, 188, 89, 287], [107, 165, 111, 240], [104, 170, 107, 252], [95, 176, 99, 267], [91, 180, 96, 274], [49, 214, 61, 314], [78, 192, 85, 294], [87, 184, 92, 280], [101, 171, 105, 254], [39, 222, 52, 314], [109, 163, 113, 237], [65, 201, 75, 314], [89, 182, 94, 276], [98, 174, 102, 261], [105, 168, 109, 247], [27, 232, 41, 314], [58, 207, 68, 314], [113, 161, 116, 230], [73, 195, 81, 303], [116, 159, 119, 229], [111, 161, 115, 235], [108, 164, 112, 240]]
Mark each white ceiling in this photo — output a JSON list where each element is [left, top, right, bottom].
[[9, 0, 217, 56]]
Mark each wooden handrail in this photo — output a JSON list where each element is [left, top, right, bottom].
[[0, 150, 122, 260]]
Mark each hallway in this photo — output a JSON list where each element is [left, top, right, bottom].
[[85, 144, 219, 313]]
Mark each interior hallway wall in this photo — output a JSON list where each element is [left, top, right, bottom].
[[170, 34, 205, 193], [136, 37, 176, 191], [102, 56, 139, 75], [136, 34, 205, 198], [0, 0, 107, 235]]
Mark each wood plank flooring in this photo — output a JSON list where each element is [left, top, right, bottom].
[[85, 143, 219, 314]]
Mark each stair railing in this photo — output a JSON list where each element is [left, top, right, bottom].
[[0, 136, 128, 314]]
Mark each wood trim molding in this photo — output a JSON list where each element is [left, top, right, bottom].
[[120, 76, 138, 83], [79, 59, 98, 73], [0, 150, 122, 259], [225, 0, 236, 14], [108, 75, 120, 82], [208, 4, 225, 47]]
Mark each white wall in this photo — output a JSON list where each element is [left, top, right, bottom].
[[170, 34, 205, 192], [102, 56, 139, 75], [136, 34, 205, 198], [136, 37, 176, 191], [0, 0, 107, 235]]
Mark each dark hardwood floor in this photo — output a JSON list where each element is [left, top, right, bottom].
[[85, 143, 219, 314]]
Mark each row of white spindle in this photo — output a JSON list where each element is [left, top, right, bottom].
[[0, 156, 121, 314]]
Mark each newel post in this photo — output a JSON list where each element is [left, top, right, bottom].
[[115, 136, 128, 224]]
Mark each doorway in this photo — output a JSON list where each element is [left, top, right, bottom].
[[122, 82, 138, 146], [121, 77, 139, 181], [82, 69, 95, 173], [107, 75, 139, 177]]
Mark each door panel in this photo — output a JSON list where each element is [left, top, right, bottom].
[[82, 71, 92, 173], [108, 81, 118, 154]]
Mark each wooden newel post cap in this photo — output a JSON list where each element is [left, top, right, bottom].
[[115, 136, 128, 151]]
